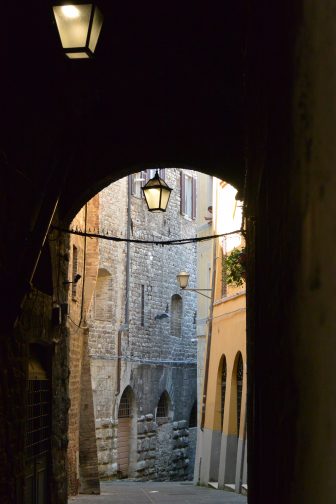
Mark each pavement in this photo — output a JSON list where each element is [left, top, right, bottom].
[[68, 480, 247, 504]]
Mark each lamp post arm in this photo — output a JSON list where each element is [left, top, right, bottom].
[[183, 288, 212, 299]]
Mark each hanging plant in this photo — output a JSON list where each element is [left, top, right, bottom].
[[223, 247, 246, 287]]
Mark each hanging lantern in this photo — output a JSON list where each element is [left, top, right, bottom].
[[142, 171, 172, 212], [52, 3, 103, 59]]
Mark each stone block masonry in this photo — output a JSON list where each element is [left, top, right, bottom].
[[88, 169, 198, 482]]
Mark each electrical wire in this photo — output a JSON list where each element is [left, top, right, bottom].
[[90, 353, 197, 366], [50, 225, 243, 246]]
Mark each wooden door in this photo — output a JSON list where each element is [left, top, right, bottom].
[[117, 417, 131, 476]]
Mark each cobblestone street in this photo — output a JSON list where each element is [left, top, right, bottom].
[[68, 481, 247, 504]]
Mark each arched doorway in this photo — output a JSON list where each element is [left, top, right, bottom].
[[117, 387, 136, 478]]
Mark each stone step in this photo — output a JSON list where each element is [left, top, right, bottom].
[[208, 482, 218, 489]]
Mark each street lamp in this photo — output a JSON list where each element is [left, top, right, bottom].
[[176, 271, 212, 299], [142, 171, 172, 213], [52, 3, 103, 59]]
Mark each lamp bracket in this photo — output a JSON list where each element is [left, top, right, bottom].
[[182, 288, 212, 299]]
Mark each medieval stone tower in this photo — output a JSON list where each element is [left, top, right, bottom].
[[88, 168, 198, 480]]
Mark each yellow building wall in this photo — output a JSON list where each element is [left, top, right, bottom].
[[195, 173, 214, 421], [204, 178, 246, 439], [196, 178, 247, 490], [204, 291, 246, 438]]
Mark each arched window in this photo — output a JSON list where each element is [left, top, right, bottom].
[[220, 356, 227, 427], [156, 391, 171, 423], [236, 353, 243, 435], [118, 390, 131, 418], [94, 268, 113, 321], [171, 294, 182, 337], [189, 400, 197, 428]]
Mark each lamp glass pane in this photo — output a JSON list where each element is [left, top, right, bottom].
[[144, 187, 161, 209], [89, 6, 103, 52], [160, 189, 171, 210], [177, 273, 189, 288], [53, 4, 92, 48], [66, 52, 90, 59]]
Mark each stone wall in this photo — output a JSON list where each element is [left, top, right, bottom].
[[88, 169, 198, 481], [187, 427, 197, 480], [136, 414, 157, 478], [66, 195, 100, 495]]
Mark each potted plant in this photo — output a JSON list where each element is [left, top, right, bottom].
[[223, 247, 246, 287]]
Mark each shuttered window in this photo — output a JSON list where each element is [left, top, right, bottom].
[[131, 171, 146, 197], [131, 169, 166, 198], [180, 171, 196, 219]]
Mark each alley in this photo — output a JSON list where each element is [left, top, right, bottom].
[[68, 481, 247, 504]]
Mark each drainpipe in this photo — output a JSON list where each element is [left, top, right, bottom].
[[125, 175, 131, 326], [200, 238, 217, 430], [116, 176, 131, 395], [200, 177, 218, 431], [238, 404, 248, 493]]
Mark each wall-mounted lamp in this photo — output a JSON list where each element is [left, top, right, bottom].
[[63, 273, 82, 285], [142, 170, 172, 212], [176, 271, 212, 299], [52, 3, 103, 59]]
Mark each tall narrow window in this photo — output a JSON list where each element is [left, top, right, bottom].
[[72, 245, 78, 299], [220, 357, 227, 427], [141, 284, 145, 326], [131, 171, 146, 198], [180, 171, 196, 219], [189, 400, 197, 428], [146, 168, 165, 180], [237, 353, 243, 436], [171, 294, 182, 337]]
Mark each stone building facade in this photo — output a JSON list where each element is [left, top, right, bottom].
[[66, 195, 101, 496], [88, 168, 198, 481]]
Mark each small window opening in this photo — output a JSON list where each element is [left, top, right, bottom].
[[189, 401, 197, 428], [156, 391, 171, 423]]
